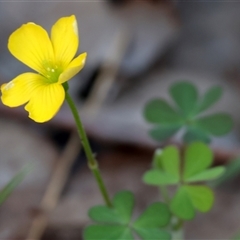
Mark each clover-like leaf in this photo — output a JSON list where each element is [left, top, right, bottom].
[[170, 81, 198, 117], [149, 124, 181, 142], [144, 81, 233, 144], [143, 169, 179, 186], [143, 146, 180, 186], [113, 191, 135, 224], [144, 142, 224, 186], [133, 202, 171, 228], [133, 202, 171, 240], [161, 146, 180, 179], [143, 142, 223, 222], [133, 228, 170, 240], [170, 185, 214, 220], [144, 99, 182, 124], [196, 86, 222, 113], [88, 205, 122, 224], [185, 166, 225, 183], [196, 113, 233, 136], [85, 191, 171, 240], [89, 191, 134, 224], [84, 225, 134, 240], [185, 185, 214, 213], [183, 142, 213, 181], [170, 186, 195, 220]]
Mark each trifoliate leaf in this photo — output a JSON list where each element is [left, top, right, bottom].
[[171, 185, 214, 220], [88, 206, 122, 224], [170, 82, 198, 117], [85, 193, 171, 240], [144, 81, 233, 144], [88, 191, 134, 224], [149, 124, 181, 142], [184, 185, 214, 212], [83, 225, 134, 240], [144, 99, 182, 124], [183, 127, 211, 144], [196, 113, 233, 136], [196, 86, 222, 113], [183, 142, 213, 180], [185, 166, 225, 183], [133, 202, 171, 239], [143, 169, 179, 186], [134, 228, 171, 240], [170, 186, 195, 220], [161, 146, 180, 181], [133, 202, 171, 228], [132, 203, 171, 240], [113, 191, 135, 224]]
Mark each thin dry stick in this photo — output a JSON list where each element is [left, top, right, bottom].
[[26, 30, 130, 240], [82, 29, 130, 116], [26, 132, 80, 240]]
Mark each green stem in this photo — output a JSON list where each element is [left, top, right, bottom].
[[158, 186, 184, 239], [65, 90, 112, 208], [173, 218, 183, 231], [172, 217, 184, 240], [172, 227, 184, 240]]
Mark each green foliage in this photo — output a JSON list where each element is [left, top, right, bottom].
[[144, 146, 180, 185], [144, 81, 233, 143], [183, 142, 213, 180], [143, 142, 225, 220], [196, 86, 222, 113], [170, 82, 198, 117], [170, 185, 214, 220], [231, 232, 240, 240], [84, 191, 171, 240], [0, 164, 31, 206], [210, 157, 240, 187]]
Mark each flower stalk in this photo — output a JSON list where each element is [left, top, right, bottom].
[[65, 88, 112, 208]]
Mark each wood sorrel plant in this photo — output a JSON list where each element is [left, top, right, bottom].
[[0, 15, 232, 240], [144, 81, 233, 144]]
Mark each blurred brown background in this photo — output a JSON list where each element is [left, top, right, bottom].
[[0, 1, 240, 239]]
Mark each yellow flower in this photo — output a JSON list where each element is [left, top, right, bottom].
[[1, 15, 87, 123]]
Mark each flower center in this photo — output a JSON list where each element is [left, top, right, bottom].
[[42, 62, 63, 84]]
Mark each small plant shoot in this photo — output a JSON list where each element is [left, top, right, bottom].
[[143, 142, 225, 220]]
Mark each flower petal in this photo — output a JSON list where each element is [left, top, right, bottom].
[[8, 23, 54, 76], [25, 83, 65, 123], [1, 73, 45, 107], [59, 52, 87, 84], [51, 15, 79, 68]]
